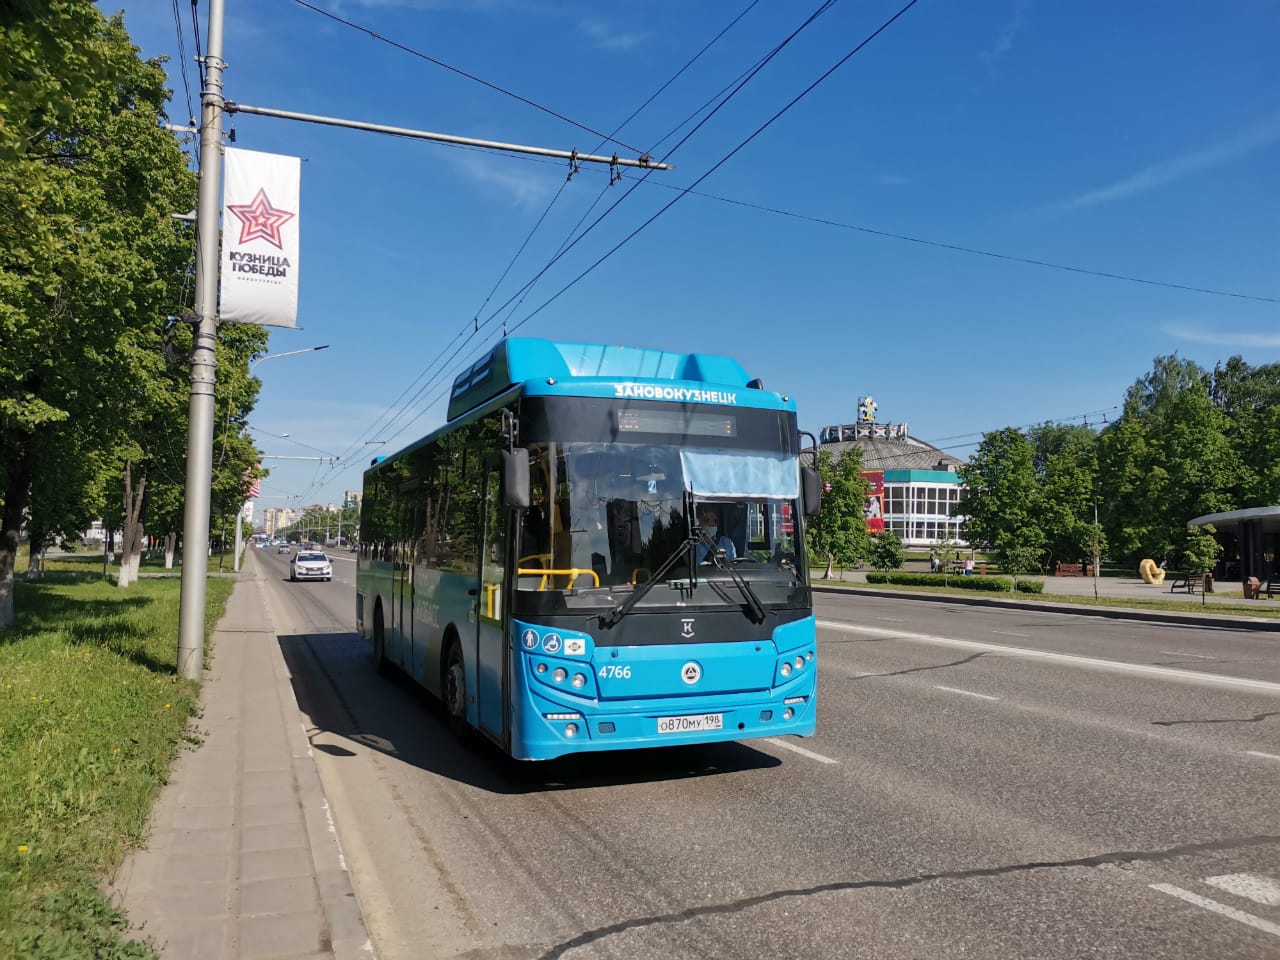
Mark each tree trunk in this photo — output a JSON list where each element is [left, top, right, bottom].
[[1, 436, 34, 629], [0, 530, 16, 630], [118, 462, 146, 588], [164, 532, 176, 568], [823, 552, 834, 580]]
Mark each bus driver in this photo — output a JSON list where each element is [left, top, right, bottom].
[[696, 507, 737, 563]]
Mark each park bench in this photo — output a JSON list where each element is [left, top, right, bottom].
[[1169, 573, 1204, 594], [1055, 562, 1084, 576]]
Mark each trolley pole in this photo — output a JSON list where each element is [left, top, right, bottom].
[[177, 0, 227, 680]]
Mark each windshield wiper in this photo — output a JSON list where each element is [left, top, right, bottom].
[[599, 532, 698, 628], [696, 530, 766, 624]]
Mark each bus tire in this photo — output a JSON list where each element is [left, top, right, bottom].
[[443, 639, 468, 740], [372, 604, 392, 677]]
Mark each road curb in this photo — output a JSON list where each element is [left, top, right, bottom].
[[252, 558, 378, 960], [811, 584, 1280, 632]]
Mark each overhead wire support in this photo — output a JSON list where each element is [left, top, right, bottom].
[[222, 103, 672, 170]]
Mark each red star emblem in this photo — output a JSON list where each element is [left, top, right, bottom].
[[226, 187, 295, 249]]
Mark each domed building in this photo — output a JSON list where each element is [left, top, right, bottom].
[[816, 399, 968, 548]]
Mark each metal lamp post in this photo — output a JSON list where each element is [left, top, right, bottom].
[[231, 345, 329, 572]]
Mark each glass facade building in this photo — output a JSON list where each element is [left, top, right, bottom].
[[818, 422, 967, 548]]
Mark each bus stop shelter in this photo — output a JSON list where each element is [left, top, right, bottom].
[[1187, 506, 1280, 596]]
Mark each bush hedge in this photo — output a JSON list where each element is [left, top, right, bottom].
[[864, 572, 1044, 594]]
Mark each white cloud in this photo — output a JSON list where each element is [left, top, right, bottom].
[[578, 18, 649, 51], [445, 149, 556, 209], [1165, 324, 1280, 349], [980, 0, 1027, 67], [1058, 114, 1280, 211]]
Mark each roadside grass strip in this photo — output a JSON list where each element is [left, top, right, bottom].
[[815, 579, 1280, 619], [0, 576, 232, 960]]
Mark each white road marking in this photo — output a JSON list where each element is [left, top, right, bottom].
[[1159, 650, 1217, 660], [992, 630, 1029, 638], [1204, 874, 1280, 906], [1246, 750, 1280, 762], [877, 616, 906, 622], [934, 685, 1000, 701], [817, 620, 1280, 696], [761, 737, 839, 765], [1149, 883, 1280, 938]]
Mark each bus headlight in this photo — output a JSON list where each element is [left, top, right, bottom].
[[553, 667, 567, 683], [794, 655, 805, 670], [571, 673, 587, 688], [564, 723, 578, 737], [780, 662, 792, 677]]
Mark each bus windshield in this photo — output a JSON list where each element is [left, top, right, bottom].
[[516, 440, 808, 616]]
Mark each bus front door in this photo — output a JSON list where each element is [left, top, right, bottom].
[[390, 495, 414, 670], [474, 464, 508, 742]]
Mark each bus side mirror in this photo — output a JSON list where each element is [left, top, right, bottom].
[[503, 448, 530, 508], [801, 466, 822, 517]]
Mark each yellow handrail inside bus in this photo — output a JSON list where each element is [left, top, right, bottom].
[[516, 558, 600, 591]]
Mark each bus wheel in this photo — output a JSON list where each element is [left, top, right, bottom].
[[443, 641, 467, 739], [373, 606, 392, 677]]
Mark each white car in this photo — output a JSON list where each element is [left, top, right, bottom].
[[290, 550, 332, 582]]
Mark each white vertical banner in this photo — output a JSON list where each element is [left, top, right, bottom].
[[220, 147, 301, 328]]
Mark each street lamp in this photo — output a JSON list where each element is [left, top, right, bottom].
[[250, 343, 330, 374], [229, 344, 330, 572]]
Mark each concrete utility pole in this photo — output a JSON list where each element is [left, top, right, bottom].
[[177, 0, 226, 680], [174, 1, 670, 679]]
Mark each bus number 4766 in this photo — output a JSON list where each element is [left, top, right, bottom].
[[599, 665, 631, 679]]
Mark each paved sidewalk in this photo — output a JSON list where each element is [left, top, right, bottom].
[[110, 560, 373, 959]]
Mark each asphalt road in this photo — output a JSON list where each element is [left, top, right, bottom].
[[250, 548, 1280, 960]]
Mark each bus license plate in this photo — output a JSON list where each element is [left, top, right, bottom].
[[657, 713, 723, 734]]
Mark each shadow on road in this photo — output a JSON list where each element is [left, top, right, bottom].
[[277, 631, 781, 796]]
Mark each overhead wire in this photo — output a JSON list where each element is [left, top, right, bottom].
[[343, 0, 845, 457], [318, 0, 776, 478], [289, 0, 647, 156], [170, 0, 195, 123], [499, 0, 924, 341], [320, 0, 913, 491], [648, 186, 1279, 305], [190, 0, 205, 88]]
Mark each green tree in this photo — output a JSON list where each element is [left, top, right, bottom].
[[1212, 356, 1280, 506], [806, 448, 872, 578], [1027, 422, 1098, 569], [1182, 524, 1223, 607], [868, 531, 905, 573], [1099, 356, 1240, 567], [997, 529, 1043, 592], [956, 427, 1045, 564], [0, 8, 208, 622]]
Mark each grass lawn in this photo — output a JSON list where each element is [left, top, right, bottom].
[[0, 574, 232, 960], [814, 578, 1280, 619]]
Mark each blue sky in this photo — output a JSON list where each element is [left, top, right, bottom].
[[116, 0, 1278, 511]]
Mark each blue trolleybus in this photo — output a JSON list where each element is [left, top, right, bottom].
[[356, 338, 822, 760]]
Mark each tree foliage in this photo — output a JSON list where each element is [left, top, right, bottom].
[[0, 6, 267, 623], [956, 427, 1044, 560], [868, 531, 905, 573], [1099, 356, 1240, 565], [806, 448, 872, 577]]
